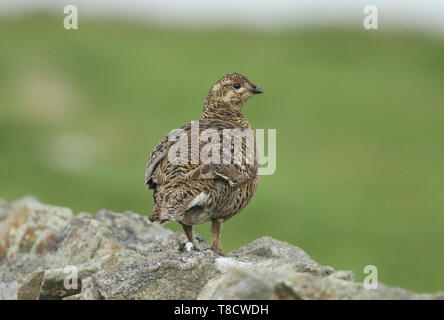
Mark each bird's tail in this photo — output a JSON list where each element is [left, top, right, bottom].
[[148, 187, 192, 224], [147, 203, 169, 224]]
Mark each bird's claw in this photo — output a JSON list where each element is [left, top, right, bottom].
[[209, 246, 226, 256]]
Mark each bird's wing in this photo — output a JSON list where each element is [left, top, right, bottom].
[[146, 119, 258, 189], [145, 135, 171, 189], [145, 123, 195, 189], [185, 163, 257, 187], [184, 121, 259, 186]]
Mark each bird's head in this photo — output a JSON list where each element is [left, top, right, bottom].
[[203, 73, 263, 121], [207, 72, 263, 106]]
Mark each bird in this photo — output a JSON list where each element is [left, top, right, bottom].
[[145, 72, 263, 255]]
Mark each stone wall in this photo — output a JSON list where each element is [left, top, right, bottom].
[[0, 197, 442, 300]]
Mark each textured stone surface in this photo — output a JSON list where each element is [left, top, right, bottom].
[[92, 250, 219, 300], [0, 198, 73, 261], [0, 197, 442, 300], [17, 270, 45, 300], [0, 199, 10, 222], [197, 262, 440, 300], [231, 236, 318, 265], [0, 253, 49, 300]]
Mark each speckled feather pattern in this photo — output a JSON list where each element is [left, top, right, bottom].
[[145, 73, 263, 253]]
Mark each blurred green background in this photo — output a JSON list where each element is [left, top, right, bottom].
[[1, 15, 443, 293]]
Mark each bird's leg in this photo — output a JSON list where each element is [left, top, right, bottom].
[[182, 224, 200, 251], [210, 219, 225, 256]]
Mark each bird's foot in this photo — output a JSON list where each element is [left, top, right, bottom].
[[209, 245, 226, 256]]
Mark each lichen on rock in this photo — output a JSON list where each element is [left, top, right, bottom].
[[0, 197, 442, 300]]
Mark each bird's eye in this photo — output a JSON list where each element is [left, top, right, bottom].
[[233, 83, 241, 89]]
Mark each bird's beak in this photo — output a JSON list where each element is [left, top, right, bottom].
[[250, 87, 264, 94]]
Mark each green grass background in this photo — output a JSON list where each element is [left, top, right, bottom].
[[1, 15, 443, 292]]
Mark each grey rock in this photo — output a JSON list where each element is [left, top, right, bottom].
[[38, 267, 84, 299], [198, 267, 274, 300], [199, 262, 442, 300], [47, 216, 122, 266], [0, 198, 442, 300], [17, 270, 45, 300], [94, 209, 175, 251], [64, 277, 102, 300], [197, 255, 336, 300], [329, 270, 355, 281], [92, 249, 220, 300], [0, 197, 41, 223], [0, 198, 73, 261], [0, 253, 48, 283], [0, 253, 49, 300], [272, 272, 439, 300], [0, 281, 20, 300], [230, 236, 318, 265]]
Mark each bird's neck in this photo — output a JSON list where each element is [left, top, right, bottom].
[[202, 101, 250, 128]]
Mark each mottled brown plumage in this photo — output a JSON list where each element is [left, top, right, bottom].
[[145, 72, 263, 255]]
